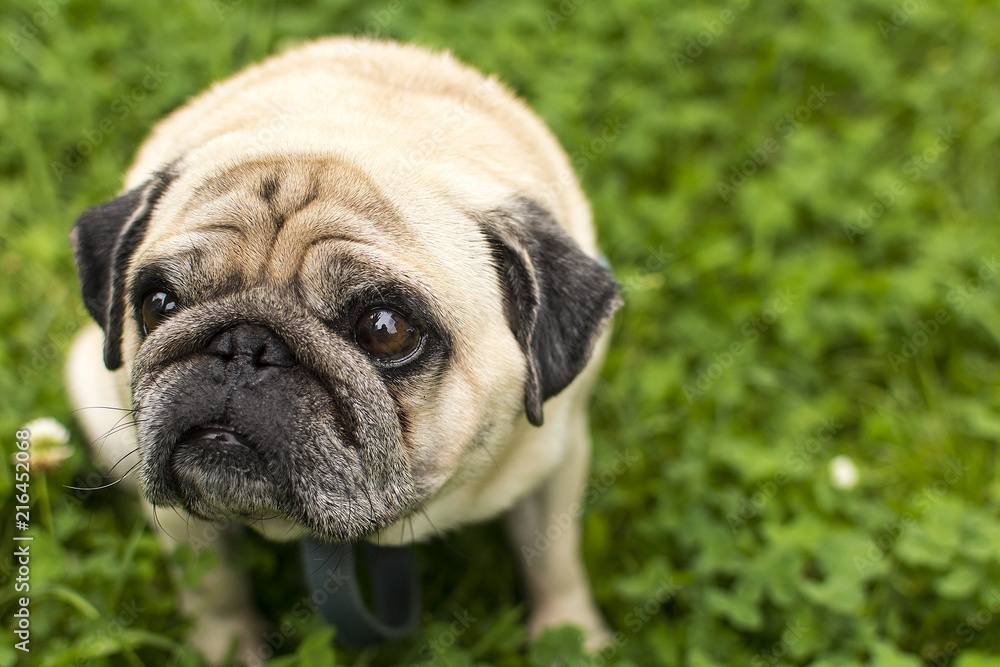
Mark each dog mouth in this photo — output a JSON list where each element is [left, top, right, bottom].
[[174, 423, 256, 467], [169, 423, 281, 519], [179, 423, 250, 452]]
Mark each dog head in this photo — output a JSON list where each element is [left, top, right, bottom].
[[70, 49, 620, 543]]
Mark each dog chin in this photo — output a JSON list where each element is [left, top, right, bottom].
[[167, 425, 283, 521]]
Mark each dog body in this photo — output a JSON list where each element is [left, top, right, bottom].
[[67, 38, 619, 662]]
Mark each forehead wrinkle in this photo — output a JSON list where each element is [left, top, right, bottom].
[[184, 155, 402, 226], [136, 227, 243, 269], [134, 228, 249, 288], [294, 239, 448, 327], [160, 189, 282, 287], [300, 239, 420, 293], [265, 198, 409, 283], [158, 156, 419, 288]]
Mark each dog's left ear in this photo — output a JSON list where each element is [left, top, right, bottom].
[[69, 167, 178, 370], [479, 198, 622, 426]]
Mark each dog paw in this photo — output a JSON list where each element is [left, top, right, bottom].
[[528, 594, 612, 653], [188, 611, 269, 667]]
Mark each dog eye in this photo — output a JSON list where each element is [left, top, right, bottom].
[[141, 290, 179, 335], [355, 308, 420, 363]]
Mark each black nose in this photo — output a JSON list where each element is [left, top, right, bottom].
[[206, 324, 295, 368]]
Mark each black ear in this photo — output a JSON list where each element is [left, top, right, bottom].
[[479, 199, 622, 426], [69, 168, 178, 370]]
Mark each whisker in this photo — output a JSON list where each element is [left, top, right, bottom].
[[64, 478, 125, 492], [64, 459, 142, 493], [151, 506, 175, 543], [69, 405, 136, 415], [107, 448, 142, 477], [419, 507, 470, 561]]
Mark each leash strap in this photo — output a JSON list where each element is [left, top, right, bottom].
[[299, 537, 421, 647]]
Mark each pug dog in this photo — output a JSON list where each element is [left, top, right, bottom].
[[66, 37, 620, 663]]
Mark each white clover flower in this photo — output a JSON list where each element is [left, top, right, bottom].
[[19, 417, 72, 473], [829, 455, 859, 490]]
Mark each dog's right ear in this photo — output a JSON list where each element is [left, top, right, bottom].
[[69, 167, 178, 370]]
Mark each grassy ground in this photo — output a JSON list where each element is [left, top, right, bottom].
[[2, 0, 1000, 665]]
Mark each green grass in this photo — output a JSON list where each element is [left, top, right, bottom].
[[3, 0, 1000, 665]]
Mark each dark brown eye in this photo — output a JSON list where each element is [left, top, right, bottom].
[[142, 290, 179, 335], [354, 308, 420, 363]]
